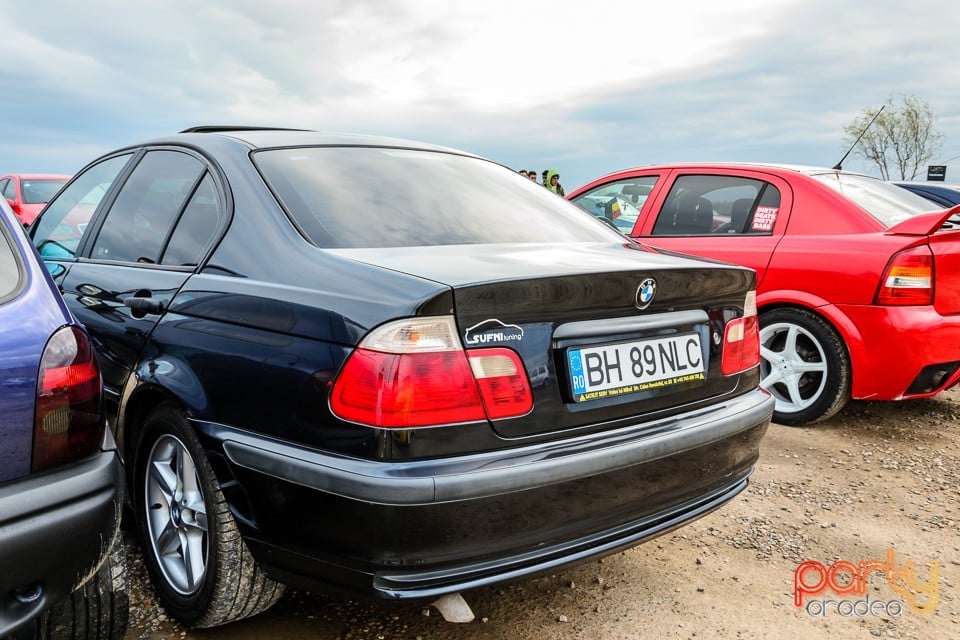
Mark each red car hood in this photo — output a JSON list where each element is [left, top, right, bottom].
[[17, 203, 46, 227]]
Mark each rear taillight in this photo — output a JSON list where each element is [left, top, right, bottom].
[[33, 326, 105, 472], [722, 291, 760, 375], [330, 317, 533, 428], [876, 246, 933, 305], [468, 347, 533, 420]]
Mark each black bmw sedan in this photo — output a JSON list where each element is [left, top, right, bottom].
[[29, 127, 773, 628]]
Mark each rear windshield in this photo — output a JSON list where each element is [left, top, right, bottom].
[[252, 147, 616, 248], [807, 172, 937, 226]]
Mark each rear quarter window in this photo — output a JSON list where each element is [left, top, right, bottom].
[[0, 221, 24, 303]]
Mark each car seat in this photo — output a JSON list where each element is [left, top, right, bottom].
[[716, 198, 754, 234], [670, 195, 714, 234]]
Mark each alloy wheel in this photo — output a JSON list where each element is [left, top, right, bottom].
[[144, 434, 209, 596], [759, 321, 829, 415]]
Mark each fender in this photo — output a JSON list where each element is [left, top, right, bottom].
[[756, 289, 869, 396]]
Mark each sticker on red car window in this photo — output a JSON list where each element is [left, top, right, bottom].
[[751, 206, 779, 232]]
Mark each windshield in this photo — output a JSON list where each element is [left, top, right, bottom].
[[808, 172, 938, 226], [253, 147, 618, 248], [21, 178, 69, 204]]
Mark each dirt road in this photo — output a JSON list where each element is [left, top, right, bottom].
[[125, 389, 960, 640]]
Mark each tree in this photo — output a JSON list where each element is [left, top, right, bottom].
[[841, 94, 944, 180]]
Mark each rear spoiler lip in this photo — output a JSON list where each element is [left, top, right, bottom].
[[885, 204, 960, 236]]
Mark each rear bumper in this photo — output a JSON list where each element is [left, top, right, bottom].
[[0, 449, 124, 637], [201, 388, 773, 600], [836, 304, 960, 399]]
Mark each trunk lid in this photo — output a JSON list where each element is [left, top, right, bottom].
[[336, 241, 757, 438]]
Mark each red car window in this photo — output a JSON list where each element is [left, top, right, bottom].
[[651, 175, 780, 237]]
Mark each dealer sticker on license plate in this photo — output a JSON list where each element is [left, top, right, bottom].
[[568, 333, 705, 402]]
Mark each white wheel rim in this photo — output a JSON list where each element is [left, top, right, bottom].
[[759, 321, 829, 416], [144, 434, 209, 595]]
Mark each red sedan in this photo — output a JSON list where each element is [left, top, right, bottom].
[[0, 173, 70, 227], [569, 163, 960, 426]]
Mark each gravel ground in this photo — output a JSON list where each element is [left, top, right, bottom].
[[124, 389, 960, 640]]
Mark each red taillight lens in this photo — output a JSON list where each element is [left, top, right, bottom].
[[329, 317, 533, 428], [876, 247, 933, 306], [330, 348, 487, 427], [468, 347, 533, 420], [722, 291, 760, 376], [33, 326, 105, 472]]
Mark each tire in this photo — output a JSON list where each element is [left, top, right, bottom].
[[36, 532, 129, 640], [132, 403, 284, 628], [758, 308, 851, 426]]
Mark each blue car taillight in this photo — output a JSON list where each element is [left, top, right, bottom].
[[32, 325, 105, 472]]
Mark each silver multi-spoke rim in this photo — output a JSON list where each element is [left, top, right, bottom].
[[759, 321, 829, 415], [145, 434, 209, 596]]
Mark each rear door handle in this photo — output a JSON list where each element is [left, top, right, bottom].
[[123, 296, 165, 315]]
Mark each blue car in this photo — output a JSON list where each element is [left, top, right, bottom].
[[0, 197, 127, 639], [894, 181, 960, 207]]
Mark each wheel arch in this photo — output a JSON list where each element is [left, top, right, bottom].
[[118, 353, 207, 453], [757, 291, 867, 396], [118, 383, 186, 497], [118, 362, 246, 518]]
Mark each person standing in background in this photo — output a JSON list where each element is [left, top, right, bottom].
[[527, 170, 538, 184], [545, 169, 564, 196]]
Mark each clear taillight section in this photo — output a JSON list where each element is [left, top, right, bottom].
[[876, 246, 934, 306], [330, 317, 533, 428], [33, 326, 105, 472], [722, 291, 760, 376], [468, 348, 533, 420]]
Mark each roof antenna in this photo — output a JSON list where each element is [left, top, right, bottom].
[[833, 105, 885, 170]]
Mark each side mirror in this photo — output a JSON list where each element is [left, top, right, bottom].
[[6, 198, 16, 212]]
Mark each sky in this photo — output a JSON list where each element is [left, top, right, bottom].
[[3, 0, 960, 191]]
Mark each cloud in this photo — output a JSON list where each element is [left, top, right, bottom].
[[1, 0, 960, 186]]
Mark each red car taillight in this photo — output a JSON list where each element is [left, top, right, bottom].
[[330, 317, 533, 428], [722, 291, 760, 375], [33, 326, 105, 472], [876, 246, 933, 306]]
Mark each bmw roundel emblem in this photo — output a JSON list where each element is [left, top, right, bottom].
[[635, 278, 657, 310]]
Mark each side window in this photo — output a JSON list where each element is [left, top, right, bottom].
[[91, 150, 204, 264], [161, 174, 224, 266], [0, 220, 23, 302], [651, 175, 780, 236], [1, 179, 14, 200], [570, 176, 659, 234], [32, 154, 132, 259]]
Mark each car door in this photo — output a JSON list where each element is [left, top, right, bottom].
[[32, 148, 226, 420], [632, 169, 792, 288]]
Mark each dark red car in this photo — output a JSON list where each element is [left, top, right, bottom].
[[570, 163, 960, 426], [0, 173, 71, 227]]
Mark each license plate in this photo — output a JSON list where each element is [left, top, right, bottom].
[[567, 332, 705, 402]]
